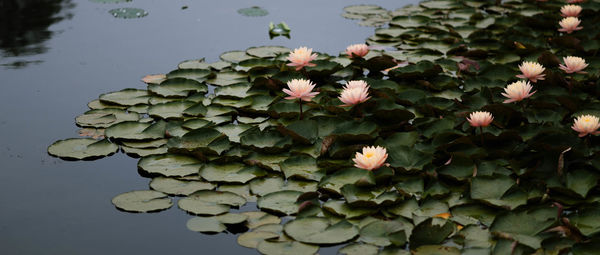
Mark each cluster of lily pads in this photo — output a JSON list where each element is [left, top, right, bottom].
[[49, 0, 600, 254]]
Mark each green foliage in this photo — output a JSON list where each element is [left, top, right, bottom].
[[51, 0, 600, 254]]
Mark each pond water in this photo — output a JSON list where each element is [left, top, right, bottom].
[[0, 0, 418, 254]]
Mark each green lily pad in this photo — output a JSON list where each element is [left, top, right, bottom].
[[238, 6, 268, 17], [148, 101, 196, 119], [279, 155, 325, 181], [238, 231, 280, 249], [76, 109, 139, 128], [137, 154, 202, 177], [358, 218, 413, 246], [104, 120, 166, 140], [48, 138, 118, 160], [186, 216, 226, 233], [257, 190, 303, 215], [111, 190, 172, 213], [149, 177, 215, 196], [148, 78, 207, 97], [250, 176, 318, 196], [247, 46, 289, 58], [338, 243, 379, 255], [121, 145, 167, 157], [199, 163, 267, 183], [242, 211, 282, 229], [284, 217, 359, 245], [99, 89, 149, 106], [178, 190, 246, 215], [322, 200, 377, 219], [109, 8, 148, 19], [257, 240, 319, 255], [319, 168, 375, 194]]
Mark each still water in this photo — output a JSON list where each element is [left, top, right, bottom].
[[0, 0, 417, 254]]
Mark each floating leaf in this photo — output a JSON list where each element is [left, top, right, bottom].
[[149, 177, 215, 196], [284, 217, 359, 245], [137, 154, 202, 177], [257, 190, 303, 215], [111, 190, 172, 213], [237, 6, 268, 17], [257, 240, 319, 255], [48, 138, 118, 160]]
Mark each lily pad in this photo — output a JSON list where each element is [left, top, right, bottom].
[[149, 177, 215, 196], [257, 240, 319, 255], [238, 6, 268, 17], [284, 217, 359, 245], [199, 163, 267, 183], [257, 190, 303, 215], [137, 154, 202, 177], [48, 138, 118, 160], [186, 216, 226, 233], [111, 190, 172, 213], [238, 231, 280, 249]]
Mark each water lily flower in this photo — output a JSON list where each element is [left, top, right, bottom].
[[286, 47, 317, 70], [502, 81, 536, 103], [339, 81, 370, 106], [558, 17, 582, 33], [561, 5, 582, 17], [345, 43, 369, 58], [467, 111, 493, 127], [559, 56, 588, 74], [283, 79, 319, 101], [572, 115, 600, 137], [516, 61, 545, 82], [353, 146, 388, 171]]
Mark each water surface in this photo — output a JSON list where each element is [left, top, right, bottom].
[[0, 0, 417, 254]]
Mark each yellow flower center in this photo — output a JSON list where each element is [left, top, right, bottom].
[[365, 152, 374, 158]]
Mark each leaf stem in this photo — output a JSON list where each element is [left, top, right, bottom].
[[479, 126, 484, 146], [299, 98, 303, 120]]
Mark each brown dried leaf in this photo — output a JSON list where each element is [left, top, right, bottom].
[[78, 128, 105, 139], [141, 74, 166, 84]]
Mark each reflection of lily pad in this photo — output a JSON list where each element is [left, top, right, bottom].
[[109, 8, 148, 19], [111, 190, 173, 213], [238, 6, 268, 17]]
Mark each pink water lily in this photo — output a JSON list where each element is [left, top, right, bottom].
[[502, 81, 536, 103], [558, 17, 583, 33], [283, 79, 319, 101], [345, 43, 369, 58], [286, 47, 317, 70], [516, 61, 545, 83], [339, 81, 370, 106], [353, 146, 388, 171], [561, 5, 582, 17], [559, 56, 588, 74], [467, 111, 493, 127], [572, 115, 600, 137]]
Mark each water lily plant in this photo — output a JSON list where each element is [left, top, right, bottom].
[[282, 78, 318, 120]]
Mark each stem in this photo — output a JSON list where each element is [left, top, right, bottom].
[[299, 98, 303, 120], [301, 68, 310, 80], [479, 126, 484, 146]]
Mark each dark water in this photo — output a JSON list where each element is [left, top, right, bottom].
[[0, 0, 417, 254]]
